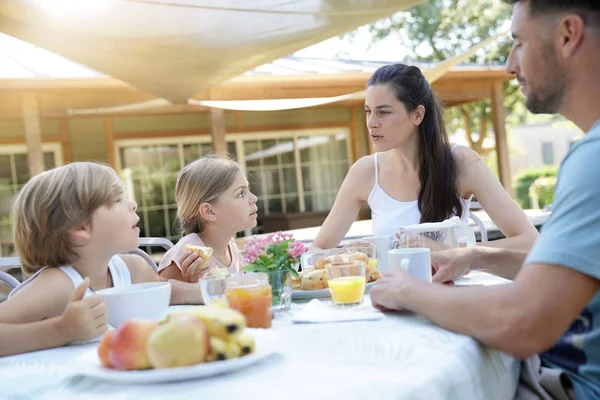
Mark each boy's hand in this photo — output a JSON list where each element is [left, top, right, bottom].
[[57, 278, 108, 342]]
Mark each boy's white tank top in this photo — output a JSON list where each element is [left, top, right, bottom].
[[8, 255, 131, 299]]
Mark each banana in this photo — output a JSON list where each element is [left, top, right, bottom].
[[206, 336, 241, 362], [234, 330, 256, 356], [172, 306, 246, 339]]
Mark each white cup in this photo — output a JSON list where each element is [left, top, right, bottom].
[[362, 235, 398, 273], [388, 248, 432, 283]]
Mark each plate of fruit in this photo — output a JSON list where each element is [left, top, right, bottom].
[[72, 306, 280, 383], [292, 252, 381, 300]]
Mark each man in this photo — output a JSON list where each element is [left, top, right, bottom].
[[370, 1, 600, 398]]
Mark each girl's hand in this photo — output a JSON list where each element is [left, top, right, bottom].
[[179, 251, 209, 283]]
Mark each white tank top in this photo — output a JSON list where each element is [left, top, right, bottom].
[[8, 255, 132, 299], [367, 145, 472, 237]]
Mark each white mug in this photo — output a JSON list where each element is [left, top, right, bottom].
[[362, 235, 398, 273], [388, 248, 432, 283]]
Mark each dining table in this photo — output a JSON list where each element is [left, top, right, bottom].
[[0, 271, 520, 400]]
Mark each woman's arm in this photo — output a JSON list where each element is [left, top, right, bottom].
[[456, 146, 539, 251], [310, 156, 374, 250]]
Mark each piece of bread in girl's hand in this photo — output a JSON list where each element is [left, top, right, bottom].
[[185, 245, 213, 270]]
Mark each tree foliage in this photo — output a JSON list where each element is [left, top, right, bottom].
[[366, 0, 528, 158]]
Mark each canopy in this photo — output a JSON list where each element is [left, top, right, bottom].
[[0, 0, 425, 103]]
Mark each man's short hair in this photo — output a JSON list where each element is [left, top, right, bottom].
[[503, 0, 600, 25]]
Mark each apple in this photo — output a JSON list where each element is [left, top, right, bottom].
[[109, 319, 158, 370], [147, 314, 209, 368]]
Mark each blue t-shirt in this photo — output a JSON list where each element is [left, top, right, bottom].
[[525, 120, 600, 399]]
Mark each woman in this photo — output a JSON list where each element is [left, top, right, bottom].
[[311, 63, 537, 264]]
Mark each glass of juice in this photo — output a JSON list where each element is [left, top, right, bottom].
[[225, 273, 272, 328], [326, 260, 366, 306], [199, 275, 229, 307]]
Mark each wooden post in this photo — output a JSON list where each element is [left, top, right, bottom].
[[491, 81, 512, 194], [210, 108, 227, 153], [105, 117, 115, 168], [59, 118, 72, 163], [350, 107, 361, 163], [21, 93, 44, 176]]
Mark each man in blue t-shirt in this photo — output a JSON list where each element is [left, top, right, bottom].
[[369, 1, 600, 398]]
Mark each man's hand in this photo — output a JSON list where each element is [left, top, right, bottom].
[[431, 248, 476, 283], [370, 268, 420, 311]]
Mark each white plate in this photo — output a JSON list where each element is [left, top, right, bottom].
[[292, 281, 376, 300], [70, 329, 279, 384]]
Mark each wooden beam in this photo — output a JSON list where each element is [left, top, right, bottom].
[[210, 108, 227, 153], [0, 135, 62, 145], [105, 117, 115, 168], [350, 107, 362, 163], [113, 121, 352, 141], [59, 118, 72, 163], [235, 111, 244, 129], [490, 81, 512, 194], [21, 93, 44, 176]]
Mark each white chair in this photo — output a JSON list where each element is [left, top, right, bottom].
[[128, 237, 175, 272], [469, 201, 488, 243], [0, 270, 20, 290], [139, 237, 174, 250], [0, 257, 21, 271]]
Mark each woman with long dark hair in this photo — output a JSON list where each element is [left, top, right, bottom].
[[312, 63, 537, 270]]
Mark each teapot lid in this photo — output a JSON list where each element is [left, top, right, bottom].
[[399, 216, 460, 232]]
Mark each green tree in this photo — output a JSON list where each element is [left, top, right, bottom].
[[365, 0, 527, 160]]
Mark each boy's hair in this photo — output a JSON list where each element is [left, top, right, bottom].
[[12, 162, 122, 274], [176, 153, 241, 236]]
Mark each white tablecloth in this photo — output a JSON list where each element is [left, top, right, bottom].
[[0, 275, 519, 400]]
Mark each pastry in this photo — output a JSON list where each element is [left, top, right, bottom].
[[185, 244, 213, 270], [301, 269, 328, 290]]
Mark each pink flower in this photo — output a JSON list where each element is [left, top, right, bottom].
[[287, 240, 306, 260]]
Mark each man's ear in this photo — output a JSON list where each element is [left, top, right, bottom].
[[198, 203, 216, 222], [557, 14, 585, 59]]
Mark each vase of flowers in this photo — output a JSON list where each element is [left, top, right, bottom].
[[243, 231, 305, 312]]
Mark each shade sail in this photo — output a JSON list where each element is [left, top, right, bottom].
[[0, 0, 425, 103], [66, 31, 508, 115]]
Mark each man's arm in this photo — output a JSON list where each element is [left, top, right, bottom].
[[431, 247, 529, 283], [371, 262, 600, 359]]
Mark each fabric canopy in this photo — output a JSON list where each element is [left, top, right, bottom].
[[0, 0, 425, 103], [65, 31, 508, 114]]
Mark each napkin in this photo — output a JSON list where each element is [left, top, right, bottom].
[[292, 299, 384, 324]]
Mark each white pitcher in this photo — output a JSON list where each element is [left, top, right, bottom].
[[396, 216, 476, 250]]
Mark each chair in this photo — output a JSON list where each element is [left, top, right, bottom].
[[138, 237, 174, 250], [0, 257, 21, 271], [127, 237, 175, 273], [468, 200, 488, 243], [127, 248, 159, 273], [0, 270, 20, 290]]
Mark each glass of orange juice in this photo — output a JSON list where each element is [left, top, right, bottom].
[[225, 273, 272, 328], [326, 261, 366, 306]]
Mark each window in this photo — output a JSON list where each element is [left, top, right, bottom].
[[0, 144, 63, 256], [117, 138, 236, 242], [541, 142, 554, 165], [116, 128, 351, 239]]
